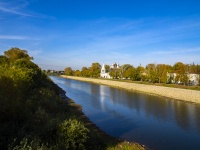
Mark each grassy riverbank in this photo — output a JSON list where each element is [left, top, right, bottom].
[[66, 97, 146, 150], [61, 75, 200, 104]]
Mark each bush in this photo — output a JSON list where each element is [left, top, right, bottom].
[[57, 119, 89, 150], [9, 138, 48, 150]]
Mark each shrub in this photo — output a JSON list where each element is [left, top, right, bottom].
[[57, 119, 89, 150]]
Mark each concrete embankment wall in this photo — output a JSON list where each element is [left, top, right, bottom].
[[60, 75, 200, 104]]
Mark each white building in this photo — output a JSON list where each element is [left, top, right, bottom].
[[189, 73, 200, 85], [167, 72, 200, 85], [100, 64, 111, 78], [100, 63, 120, 79], [110, 63, 120, 69], [167, 73, 177, 84]]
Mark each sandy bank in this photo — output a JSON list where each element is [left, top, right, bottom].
[[61, 75, 200, 104]]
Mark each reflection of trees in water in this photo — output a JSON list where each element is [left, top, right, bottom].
[[64, 79, 71, 86], [104, 87, 166, 120], [71, 81, 200, 134], [174, 102, 190, 131], [143, 96, 169, 121], [90, 83, 100, 94], [67, 79, 92, 94], [108, 88, 170, 121], [109, 88, 120, 103], [122, 92, 146, 114], [89, 84, 102, 110], [174, 102, 200, 133], [192, 106, 200, 133], [109, 88, 138, 108], [106, 86, 200, 133]]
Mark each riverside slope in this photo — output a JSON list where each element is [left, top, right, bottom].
[[61, 75, 200, 104]]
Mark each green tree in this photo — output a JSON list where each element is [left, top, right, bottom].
[[90, 62, 101, 77], [0, 47, 68, 149], [74, 70, 81, 76], [123, 66, 135, 79], [119, 64, 132, 79], [137, 65, 145, 81], [160, 64, 172, 83], [109, 63, 120, 79], [173, 62, 185, 74], [157, 64, 172, 83], [65, 67, 73, 76], [146, 63, 158, 83], [81, 67, 89, 77], [0, 55, 8, 66], [105, 64, 110, 73], [173, 62, 188, 85], [4, 47, 33, 64]]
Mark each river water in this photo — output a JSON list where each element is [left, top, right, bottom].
[[50, 76, 200, 150]]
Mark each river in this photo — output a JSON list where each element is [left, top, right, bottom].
[[50, 76, 200, 150]]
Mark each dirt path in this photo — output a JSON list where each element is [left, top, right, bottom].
[[61, 75, 200, 104]]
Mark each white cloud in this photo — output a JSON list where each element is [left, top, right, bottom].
[[149, 47, 200, 56], [0, 35, 40, 40], [0, 1, 55, 19], [0, 35, 29, 40]]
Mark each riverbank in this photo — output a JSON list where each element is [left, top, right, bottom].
[[65, 96, 146, 150], [61, 75, 200, 104]]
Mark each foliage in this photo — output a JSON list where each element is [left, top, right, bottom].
[[0, 55, 9, 66], [65, 67, 73, 76], [79, 63, 101, 77], [57, 119, 89, 150], [119, 64, 133, 79], [81, 67, 90, 77], [109, 68, 119, 79], [74, 70, 81, 76], [172, 62, 189, 85], [105, 64, 110, 72], [4, 47, 33, 64], [123, 67, 134, 79], [107, 141, 145, 150], [173, 62, 185, 74], [90, 62, 101, 77], [69, 61, 199, 86], [0, 47, 90, 149]]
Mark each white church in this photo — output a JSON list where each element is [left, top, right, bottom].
[[100, 63, 119, 79]]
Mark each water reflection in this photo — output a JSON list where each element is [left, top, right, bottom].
[[51, 76, 200, 150], [173, 102, 200, 133]]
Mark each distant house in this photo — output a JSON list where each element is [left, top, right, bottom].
[[50, 69, 56, 73], [58, 71, 64, 75], [167, 72, 200, 85], [189, 73, 200, 85], [167, 73, 177, 84], [100, 63, 119, 79], [110, 63, 120, 69]]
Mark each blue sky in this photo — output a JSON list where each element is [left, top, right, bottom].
[[0, 0, 200, 70]]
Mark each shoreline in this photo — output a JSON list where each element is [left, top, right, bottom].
[[61, 75, 200, 105], [62, 95, 147, 150]]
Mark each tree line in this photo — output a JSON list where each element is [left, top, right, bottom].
[[64, 62, 200, 85]]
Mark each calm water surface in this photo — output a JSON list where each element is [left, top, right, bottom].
[[50, 76, 200, 150]]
